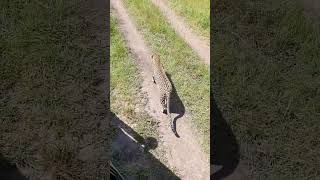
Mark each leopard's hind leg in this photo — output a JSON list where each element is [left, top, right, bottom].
[[160, 93, 167, 114]]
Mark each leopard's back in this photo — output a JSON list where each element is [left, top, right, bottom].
[[153, 64, 172, 96]]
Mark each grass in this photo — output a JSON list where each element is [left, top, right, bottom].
[[124, 0, 210, 154], [0, 0, 108, 179], [166, 0, 210, 39], [213, 0, 320, 179], [111, 13, 178, 179]]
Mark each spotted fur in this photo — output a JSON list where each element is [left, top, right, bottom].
[[151, 54, 179, 137]]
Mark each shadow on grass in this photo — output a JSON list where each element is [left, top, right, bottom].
[[0, 154, 27, 180], [211, 97, 240, 180], [110, 112, 179, 180], [166, 73, 185, 138]]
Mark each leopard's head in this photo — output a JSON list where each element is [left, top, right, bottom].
[[151, 53, 161, 65]]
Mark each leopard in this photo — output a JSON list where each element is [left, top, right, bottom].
[[150, 53, 179, 137]]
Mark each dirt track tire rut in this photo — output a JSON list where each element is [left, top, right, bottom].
[[151, 0, 210, 65]]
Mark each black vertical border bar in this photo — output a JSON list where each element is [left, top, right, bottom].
[[106, 0, 111, 178], [106, 0, 111, 177]]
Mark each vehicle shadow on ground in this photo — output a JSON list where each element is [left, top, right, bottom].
[[166, 73, 185, 138], [110, 112, 180, 180], [211, 96, 240, 180], [0, 154, 27, 180]]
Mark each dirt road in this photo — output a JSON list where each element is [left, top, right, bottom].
[[111, 0, 210, 179], [151, 0, 210, 65]]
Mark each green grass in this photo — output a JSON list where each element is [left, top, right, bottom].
[[213, 0, 320, 179], [0, 0, 108, 179], [111, 13, 178, 179], [124, 0, 210, 154], [166, 0, 210, 38]]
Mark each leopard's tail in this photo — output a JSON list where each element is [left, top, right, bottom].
[[167, 92, 179, 138]]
